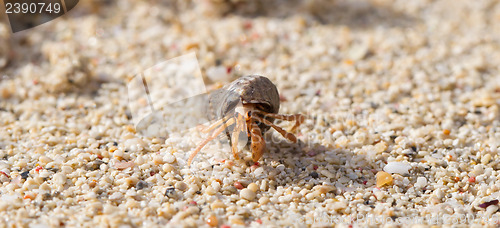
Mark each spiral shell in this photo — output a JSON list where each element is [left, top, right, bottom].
[[207, 75, 280, 120]]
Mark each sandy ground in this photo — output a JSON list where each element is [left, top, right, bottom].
[[1, 0, 500, 227]]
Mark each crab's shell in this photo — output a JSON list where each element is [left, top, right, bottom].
[[207, 75, 280, 120]]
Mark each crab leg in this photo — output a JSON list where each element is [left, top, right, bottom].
[[249, 118, 266, 162], [188, 117, 235, 165], [253, 111, 305, 132], [252, 115, 297, 143], [230, 114, 245, 160], [199, 114, 233, 133]]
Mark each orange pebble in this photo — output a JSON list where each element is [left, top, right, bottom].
[[443, 129, 450, 135], [376, 171, 393, 188], [207, 215, 218, 227]]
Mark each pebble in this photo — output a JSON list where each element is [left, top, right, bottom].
[[135, 180, 148, 190], [414, 177, 427, 189], [383, 162, 411, 175], [211, 200, 226, 209], [175, 182, 187, 191], [319, 170, 335, 179], [331, 201, 347, 211], [164, 187, 176, 198], [240, 189, 256, 201], [109, 192, 123, 201], [314, 185, 334, 195], [234, 182, 244, 190], [481, 154, 492, 165], [38, 156, 52, 165], [258, 197, 269, 205], [230, 217, 245, 225], [162, 164, 174, 173], [247, 183, 258, 192], [20, 171, 29, 180], [205, 186, 216, 195], [163, 154, 176, 164], [374, 190, 385, 200], [376, 171, 393, 188], [206, 215, 218, 227], [374, 141, 388, 153]]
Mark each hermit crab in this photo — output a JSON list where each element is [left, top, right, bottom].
[[188, 75, 305, 165]]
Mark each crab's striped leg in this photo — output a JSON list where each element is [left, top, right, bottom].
[[199, 114, 232, 133], [253, 111, 305, 132], [230, 114, 246, 160], [188, 117, 235, 165], [252, 115, 297, 143], [249, 118, 265, 162]]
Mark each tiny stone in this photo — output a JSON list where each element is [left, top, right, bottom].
[[164, 154, 176, 164], [314, 185, 334, 194], [39, 156, 52, 165], [109, 192, 123, 201], [247, 183, 258, 192], [240, 188, 256, 201], [153, 155, 164, 165], [162, 164, 174, 173], [164, 187, 176, 198], [434, 188, 444, 200], [136, 180, 148, 190], [319, 170, 335, 179], [486, 205, 499, 215], [175, 182, 187, 191], [376, 171, 393, 187], [331, 201, 347, 211], [415, 177, 427, 189], [234, 181, 244, 190], [205, 186, 216, 195], [481, 154, 492, 165], [383, 162, 411, 175], [310, 171, 319, 179], [374, 191, 385, 200], [20, 171, 29, 180], [374, 141, 388, 153], [206, 215, 218, 227], [211, 200, 226, 209], [258, 197, 269, 205], [230, 218, 245, 225]]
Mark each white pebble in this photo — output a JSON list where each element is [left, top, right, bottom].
[[109, 192, 123, 201], [383, 162, 411, 175], [164, 154, 176, 164], [240, 189, 256, 201], [319, 170, 335, 179], [415, 177, 427, 189]]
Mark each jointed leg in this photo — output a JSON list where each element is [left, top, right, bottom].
[[253, 111, 305, 132], [249, 119, 265, 162], [188, 117, 235, 165], [230, 114, 245, 160], [252, 115, 297, 143], [200, 115, 232, 133]]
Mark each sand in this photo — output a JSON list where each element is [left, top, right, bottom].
[[1, 0, 500, 227]]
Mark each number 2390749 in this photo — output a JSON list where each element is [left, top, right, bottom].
[[5, 2, 62, 14]]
